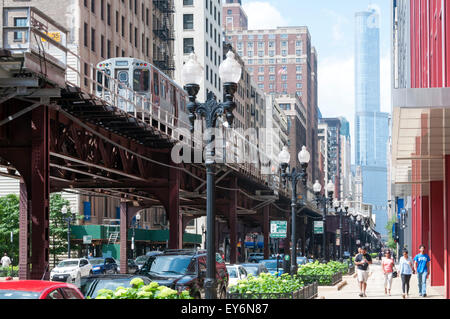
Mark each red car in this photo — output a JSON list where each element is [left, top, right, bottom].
[[0, 280, 84, 299]]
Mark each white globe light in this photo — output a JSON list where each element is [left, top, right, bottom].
[[326, 180, 335, 194], [136, 213, 141, 221], [298, 146, 310, 164], [278, 146, 291, 165], [61, 205, 68, 215], [181, 52, 204, 86], [344, 198, 350, 209], [333, 199, 340, 208], [313, 180, 322, 193], [219, 51, 242, 83]]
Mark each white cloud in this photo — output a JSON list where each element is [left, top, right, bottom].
[[323, 9, 350, 43], [242, 1, 287, 30]]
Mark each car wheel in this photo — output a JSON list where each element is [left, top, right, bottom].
[[89, 270, 93, 275]]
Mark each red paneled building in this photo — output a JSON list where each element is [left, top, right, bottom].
[[392, 0, 450, 298]]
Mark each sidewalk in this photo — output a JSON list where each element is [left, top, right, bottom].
[[319, 261, 445, 299]]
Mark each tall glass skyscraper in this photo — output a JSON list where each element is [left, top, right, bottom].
[[355, 6, 389, 238]]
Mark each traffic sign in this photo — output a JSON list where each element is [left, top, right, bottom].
[[270, 221, 287, 238], [314, 221, 324, 234], [83, 235, 92, 244]]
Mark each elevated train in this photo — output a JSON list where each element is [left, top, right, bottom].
[[95, 57, 189, 131]]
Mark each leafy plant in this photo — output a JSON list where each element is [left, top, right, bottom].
[[229, 272, 304, 295], [296, 261, 347, 285], [0, 194, 19, 263], [95, 278, 193, 299]]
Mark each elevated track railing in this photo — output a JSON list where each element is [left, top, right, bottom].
[[1, 6, 289, 198]]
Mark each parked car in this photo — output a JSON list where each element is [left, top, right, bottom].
[[139, 249, 229, 299], [135, 252, 163, 270], [0, 280, 84, 299], [116, 259, 139, 274], [297, 257, 308, 265], [248, 253, 265, 263], [260, 259, 283, 276], [226, 265, 248, 287], [89, 258, 118, 275], [241, 263, 269, 277], [50, 258, 92, 286], [80, 274, 151, 298]]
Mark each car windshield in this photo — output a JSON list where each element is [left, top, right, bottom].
[[147, 256, 194, 275], [262, 261, 278, 269], [135, 256, 149, 265], [57, 260, 79, 267], [243, 266, 258, 276], [227, 268, 238, 278], [81, 278, 145, 298], [89, 259, 104, 266], [0, 290, 40, 299]]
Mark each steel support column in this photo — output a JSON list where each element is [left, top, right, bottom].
[[263, 205, 270, 259], [19, 179, 29, 279], [229, 178, 238, 265], [422, 195, 430, 249], [430, 181, 445, 286], [120, 201, 129, 274], [29, 106, 50, 280], [168, 165, 182, 249]]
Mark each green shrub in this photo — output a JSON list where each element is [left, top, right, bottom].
[[229, 273, 304, 295], [95, 278, 193, 299]]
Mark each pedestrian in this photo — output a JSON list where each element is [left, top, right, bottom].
[[378, 251, 383, 261], [399, 249, 414, 299], [381, 250, 395, 296], [354, 247, 372, 297], [1, 253, 11, 269], [413, 245, 431, 297]]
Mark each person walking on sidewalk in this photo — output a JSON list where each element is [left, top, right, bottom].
[[414, 245, 431, 297], [1, 253, 11, 269], [382, 250, 395, 296], [399, 249, 414, 299], [354, 247, 372, 297]]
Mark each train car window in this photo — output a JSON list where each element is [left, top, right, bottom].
[[133, 69, 150, 92], [117, 70, 129, 89], [153, 72, 159, 96], [96, 70, 110, 91]]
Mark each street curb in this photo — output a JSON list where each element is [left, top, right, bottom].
[[318, 280, 348, 292]]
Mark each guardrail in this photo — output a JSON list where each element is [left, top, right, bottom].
[[297, 272, 342, 287], [0, 6, 290, 196], [227, 282, 318, 300]]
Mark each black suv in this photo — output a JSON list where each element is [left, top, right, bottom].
[[138, 249, 229, 299]]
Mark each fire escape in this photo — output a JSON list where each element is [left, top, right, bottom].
[[153, 0, 175, 73]]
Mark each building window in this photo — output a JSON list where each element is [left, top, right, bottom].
[[258, 75, 264, 82], [269, 75, 275, 81], [296, 65, 302, 73], [184, 0, 194, 5], [227, 9, 232, 14], [282, 50, 287, 56], [258, 66, 264, 73], [296, 83, 302, 88], [91, 28, 96, 52], [226, 17, 233, 25], [247, 42, 253, 48], [247, 51, 253, 57], [258, 51, 264, 57], [296, 91, 302, 96], [296, 41, 302, 47], [248, 67, 254, 73], [296, 74, 302, 81], [281, 41, 287, 46], [12, 17, 28, 44], [84, 23, 88, 47], [183, 14, 194, 30], [269, 66, 275, 73], [281, 75, 287, 81], [296, 49, 302, 56], [183, 38, 194, 54], [258, 84, 264, 89]]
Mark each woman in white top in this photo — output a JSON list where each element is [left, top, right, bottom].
[[399, 249, 414, 299]]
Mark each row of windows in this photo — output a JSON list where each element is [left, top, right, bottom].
[[237, 41, 303, 49], [84, 0, 150, 24], [247, 66, 303, 76], [244, 58, 304, 65], [231, 33, 293, 41], [243, 49, 303, 57], [257, 82, 303, 90], [83, 22, 150, 57]]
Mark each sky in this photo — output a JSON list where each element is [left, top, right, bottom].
[[240, 0, 392, 162]]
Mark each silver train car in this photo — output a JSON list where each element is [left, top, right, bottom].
[[95, 57, 189, 131]]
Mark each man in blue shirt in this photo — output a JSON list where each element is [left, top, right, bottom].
[[413, 245, 431, 297]]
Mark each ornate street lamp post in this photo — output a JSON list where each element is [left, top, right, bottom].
[[333, 199, 344, 262], [313, 180, 334, 262], [278, 145, 311, 274], [183, 51, 241, 299]]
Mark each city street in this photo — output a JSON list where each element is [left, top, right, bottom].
[[319, 260, 445, 300]]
